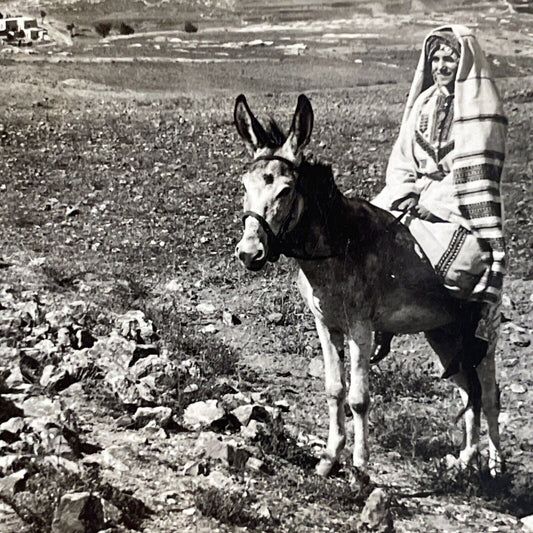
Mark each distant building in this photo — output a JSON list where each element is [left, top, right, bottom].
[[0, 16, 48, 44]]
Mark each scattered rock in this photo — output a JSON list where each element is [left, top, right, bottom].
[[198, 432, 250, 469], [510, 383, 527, 394], [0, 417, 25, 440], [241, 419, 266, 440], [0, 455, 18, 474], [509, 330, 531, 347], [0, 469, 27, 498], [308, 356, 324, 378], [51, 492, 105, 533], [196, 302, 216, 315], [222, 311, 241, 326], [231, 404, 270, 426], [101, 498, 122, 527], [205, 470, 233, 489], [0, 396, 24, 423], [116, 310, 155, 343], [266, 312, 284, 325], [21, 395, 62, 419], [358, 488, 394, 532], [521, 515, 533, 532], [133, 406, 173, 428], [91, 331, 138, 369], [246, 456, 267, 473], [183, 400, 226, 429], [165, 279, 183, 292], [183, 460, 209, 476], [200, 323, 219, 334]]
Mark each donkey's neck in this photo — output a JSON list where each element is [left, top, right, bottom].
[[282, 161, 375, 260]]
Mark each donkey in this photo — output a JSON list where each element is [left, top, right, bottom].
[[233, 94, 503, 477]]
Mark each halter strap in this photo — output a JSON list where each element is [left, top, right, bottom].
[[242, 155, 340, 261]]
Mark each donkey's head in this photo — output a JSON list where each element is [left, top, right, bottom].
[[234, 94, 314, 271]]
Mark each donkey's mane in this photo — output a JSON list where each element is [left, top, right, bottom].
[[265, 118, 288, 149], [265, 119, 338, 199]]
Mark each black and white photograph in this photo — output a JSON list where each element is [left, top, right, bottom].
[[0, 0, 532, 531]]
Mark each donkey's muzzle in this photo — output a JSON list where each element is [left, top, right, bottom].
[[235, 241, 267, 271]]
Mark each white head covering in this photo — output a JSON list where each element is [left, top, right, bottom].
[[396, 25, 507, 303]]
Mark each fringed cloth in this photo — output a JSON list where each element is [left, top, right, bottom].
[[379, 25, 507, 305]]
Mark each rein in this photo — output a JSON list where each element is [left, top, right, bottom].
[[242, 155, 340, 262]]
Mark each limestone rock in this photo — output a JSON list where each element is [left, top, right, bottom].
[[222, 311, 241, 326], [0, 469, 27, 498], [359, 488, 394, 532], [246, 457, 267, 473], [0, 417, 25, 440], [198, 432, 250, 469], [133, 406, 172, 428], [196, 302, 216, 315], [91, 330, 138, 369], [51, 492, 105, 533], [231, 404, 270, 426], [308, 356, 324, 378], [183, 400, 226, 429], [266, 312, 284, 325], [521, 515, 533, 532], [0, 396, 24, 424], [116, 310, 155, 343], [21, 395, 62, 419]]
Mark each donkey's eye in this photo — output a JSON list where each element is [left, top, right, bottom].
[[276, 187, 291, 200]]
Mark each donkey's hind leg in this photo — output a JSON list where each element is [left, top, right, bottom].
[[314, 318, 347, 476], [425, 325, 481, 468], [477, 338, 504, 476]]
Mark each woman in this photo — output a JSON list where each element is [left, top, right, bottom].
[[372, 25, 507, 358]]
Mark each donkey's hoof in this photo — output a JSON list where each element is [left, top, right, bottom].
[[444, 453, 462, 472], [315, 455, 337, 477], [488, 455, 506, 478]]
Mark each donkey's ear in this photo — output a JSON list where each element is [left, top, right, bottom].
[[286, 94, 313, 156], [234, 94, 268, 155]]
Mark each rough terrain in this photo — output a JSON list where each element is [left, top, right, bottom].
[[0, 1, 532, 532]]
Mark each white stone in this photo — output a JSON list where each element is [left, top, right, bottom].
[[521, 515, 533, 532], [308, 356, 324, 378], [196, 302, 216, 315], [133, 406, 172, 428], [183, 400, 225, 428]]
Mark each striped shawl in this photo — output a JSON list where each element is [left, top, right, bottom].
[[397, 25, 507, 303]]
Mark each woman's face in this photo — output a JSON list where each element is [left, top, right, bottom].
[[431, 44, 459, 89]]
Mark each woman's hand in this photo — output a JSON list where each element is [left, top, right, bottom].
[[414, 204, 444, 222], [391, 194, 418, 212]]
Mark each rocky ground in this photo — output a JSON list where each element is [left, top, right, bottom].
[[1, 2, 533, 533]]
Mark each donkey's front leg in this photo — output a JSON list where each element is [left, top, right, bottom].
[[347, 322, 372, 469], [314, 318, 346, 477]]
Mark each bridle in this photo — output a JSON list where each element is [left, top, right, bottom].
[[242, 155, 300, 262], [241, 154, 341, 262]]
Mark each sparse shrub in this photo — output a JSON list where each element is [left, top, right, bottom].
[[195, 487, 275, 530], [370, 352, 438, 402], [252, 416, 318, 470], [291, 473, 373, 511], [119, 22, 134, 35], [421, 460, 533, 517], [144, 304, 239, 413], [94, 22, 112, 38], [371, 404, 454, 461]]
